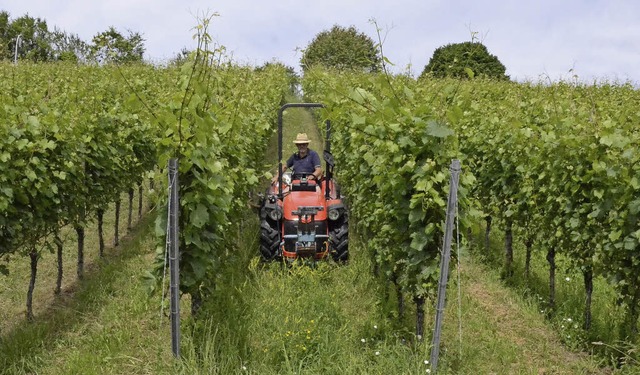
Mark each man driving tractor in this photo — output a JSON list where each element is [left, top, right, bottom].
[[275, 133, 322, 182], [260, 104, 348, 262]]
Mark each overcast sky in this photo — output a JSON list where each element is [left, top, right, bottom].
[[3, 0, 639, 84]]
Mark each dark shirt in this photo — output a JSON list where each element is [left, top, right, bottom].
[[286, 150, 321, 175]]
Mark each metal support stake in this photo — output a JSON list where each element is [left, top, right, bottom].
[[168, 158, 181, 358], [430, 159, 461, 373], [14, 34, 22, 64]]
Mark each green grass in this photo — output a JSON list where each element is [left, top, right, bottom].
[[172, 221, 610, 374], [469, 222, 638, 370]]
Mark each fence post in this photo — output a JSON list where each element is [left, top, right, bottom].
[[430, 159, 461, 373], [168, 158, 181, 357]]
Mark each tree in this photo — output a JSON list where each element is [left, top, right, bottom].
[[257, 60, 299, 94], [89, 27, 145, 64], [301, 25, 381, 73], [0, 11, 10, 60], [168, 47, 191, 67], [49, 27, 89, 62], [0, 11, 88, 63], [420, 41, 509, 80], [2, 13, 52, 62]]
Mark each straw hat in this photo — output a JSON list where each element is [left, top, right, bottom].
[[293, 133, 311, 144]]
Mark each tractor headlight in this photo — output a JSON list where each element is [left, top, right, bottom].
[[328, 208, 340, 221], [269, 207, 283, 221]]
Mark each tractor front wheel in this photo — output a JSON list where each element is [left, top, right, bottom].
[[260, 220, 280, 261], [330, 221, 348, 262]]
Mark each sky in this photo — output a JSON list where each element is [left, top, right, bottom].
[[2, 0, 639, 84]]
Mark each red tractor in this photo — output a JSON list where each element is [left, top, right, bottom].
[[259, 103, 348, 262]]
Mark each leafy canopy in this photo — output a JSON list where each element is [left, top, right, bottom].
[[420, 41, 509, 80], [89, 27, 145, 64], [0, 12, 52, 62], [301, 25, 381, 73], [0, 11, 142, 63]]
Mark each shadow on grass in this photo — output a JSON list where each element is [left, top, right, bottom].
[[0, 214, 156, 371]]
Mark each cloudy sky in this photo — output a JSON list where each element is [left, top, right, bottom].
[[3, 0, 639, 84]]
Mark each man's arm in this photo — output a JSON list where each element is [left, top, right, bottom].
[[272, 154, 295, 183], [310, 151, 322, 180], [311, 166, 322, 180]]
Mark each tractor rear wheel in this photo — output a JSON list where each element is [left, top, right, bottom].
[[330, 221, 348, 262], [260, 220, 280, 261]]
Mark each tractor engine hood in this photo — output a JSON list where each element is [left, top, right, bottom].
[[283, 191, 327, 221]]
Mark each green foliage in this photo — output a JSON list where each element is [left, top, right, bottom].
[[420, 41, 509, 80], [49, 27, 89, 62], [89, 27, 145, 64], [257, 60, 299, 95], [0, 12, 143, 63], [150, 16, 290, 304], [450, 79, 640, 346], [0, 77, 626, 372], [301, 25, 381, 73], [305, 67, 640, 355], [0, 61, 165, 263], [0, 12, 52, 62], [303, 68, 477, 306], [168, 47, 192, 67]]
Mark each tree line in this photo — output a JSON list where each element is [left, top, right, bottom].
[[0, 10, 144, 64], [301, 25, 508, 80], [2, 10, 508, 80]]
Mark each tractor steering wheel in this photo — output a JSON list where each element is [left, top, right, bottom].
[[292, 172, 317, 182]]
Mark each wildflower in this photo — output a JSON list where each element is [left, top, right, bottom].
[[374, 325, 378, 329], [567, 318, 573, 323], [424, 360, 429, 365], [242, 365, 247, 371], [426, 369, 431, 373], [565, 277, 571, 281], [361, 338, 366, 343], [375, 351, 380, 355]]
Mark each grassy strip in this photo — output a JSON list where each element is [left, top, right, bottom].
[[471, 222, 637, 369], [176, 222, 608, 374]]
